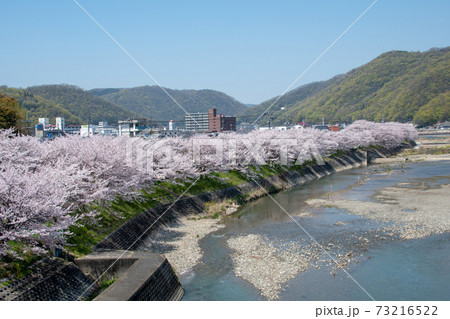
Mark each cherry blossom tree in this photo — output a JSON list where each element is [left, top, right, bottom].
[[0, 121, 416, 257]]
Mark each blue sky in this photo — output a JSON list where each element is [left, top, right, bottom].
[[1, 0, 449, 103]]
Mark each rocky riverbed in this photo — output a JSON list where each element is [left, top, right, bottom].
[[227, 234, 318, 300], [307, 183, 450, 240], [139, 216, 224, 274]]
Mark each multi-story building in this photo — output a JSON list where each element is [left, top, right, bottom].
[[237, 122, 256, 132], [95, 122, 118, 136], [185, 112, 210, 132], [35, 118, 65, 139], [56, 117, 65, 131], [118, 119, 149, 137], [185, 108, 236, 133], [38, 118, 49, 126], [66, 122, 118, 136], [34, 117, 119, 137], [80, 124, 98, 137], [208, 108, 236, 132], [64, 124, 82, 135]]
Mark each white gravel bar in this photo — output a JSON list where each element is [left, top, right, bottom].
[[227, 234, 315, 300], [141, 216, 224, 274], [307, 183, 450, 240]]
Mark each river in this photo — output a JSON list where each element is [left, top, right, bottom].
[[180, 160, 450, 300]]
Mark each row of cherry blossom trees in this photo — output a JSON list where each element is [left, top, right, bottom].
[[0, 121, 416, 257]]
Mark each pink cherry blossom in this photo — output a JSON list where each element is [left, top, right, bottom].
[[0, 121, 416, 257]]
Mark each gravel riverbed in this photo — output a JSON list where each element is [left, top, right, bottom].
[[227, 234, 317, 300], [307, 183, 450, 240], [139, 216, 224, 274]]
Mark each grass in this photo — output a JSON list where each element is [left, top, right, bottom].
[[184, 175, 229, 195], [65, 174, 233, 256], [203, 198, 237, 217], [65, 165, 292, 257], [329, 149, 350, 158], [67, 191, 164, 256], [100, 277, 117, 289], [249, 163, 289, 178], [212, 170, 250, 185], [0, 242, 42, 280], [191, 212, 221, 220], [402, 145, 450, 156], [88, 277, 117, 300]]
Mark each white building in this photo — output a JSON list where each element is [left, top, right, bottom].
[[185, 112, 209, 132], [56, 117, 65, 131], [118, 119, 149, 137], [238, 122, 256, 132], [80, 125, 98, 137], [95, 122, 118, 136], [64, 124, 82, 135], [38, 118, 49, 126]]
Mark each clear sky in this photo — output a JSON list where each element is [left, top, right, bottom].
[[1, 0, 449, 104]]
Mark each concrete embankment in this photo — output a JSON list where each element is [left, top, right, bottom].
[[0, 251, 184, 301], [0, 257, 97, 301], [76, 251, 184, 301]]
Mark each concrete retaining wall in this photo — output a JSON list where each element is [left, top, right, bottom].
[[76, 251, 183, 301], [0, 258, 97, 301], [0, 251, 183, 301]]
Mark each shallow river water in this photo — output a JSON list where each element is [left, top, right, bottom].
[[180, 160, 450, 300]]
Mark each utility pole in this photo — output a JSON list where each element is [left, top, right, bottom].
[[265, 112, 274, 129], [21, 113, 33, 136]]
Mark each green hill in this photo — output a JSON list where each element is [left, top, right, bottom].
[[25, 85, 139, 124], [90, 85, 247, 122], [237, 76, 340, 124], [238, 47, 450, 127], [0, 86, 84, 126]]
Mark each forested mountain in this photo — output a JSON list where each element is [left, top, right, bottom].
[[1, 84, 247, 126], [25, 85, 139, 124], [238, 47, 450, 127], [237, 76, 341, 124], [0, 86, 84, 126], [90, 86, 247, 121]]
